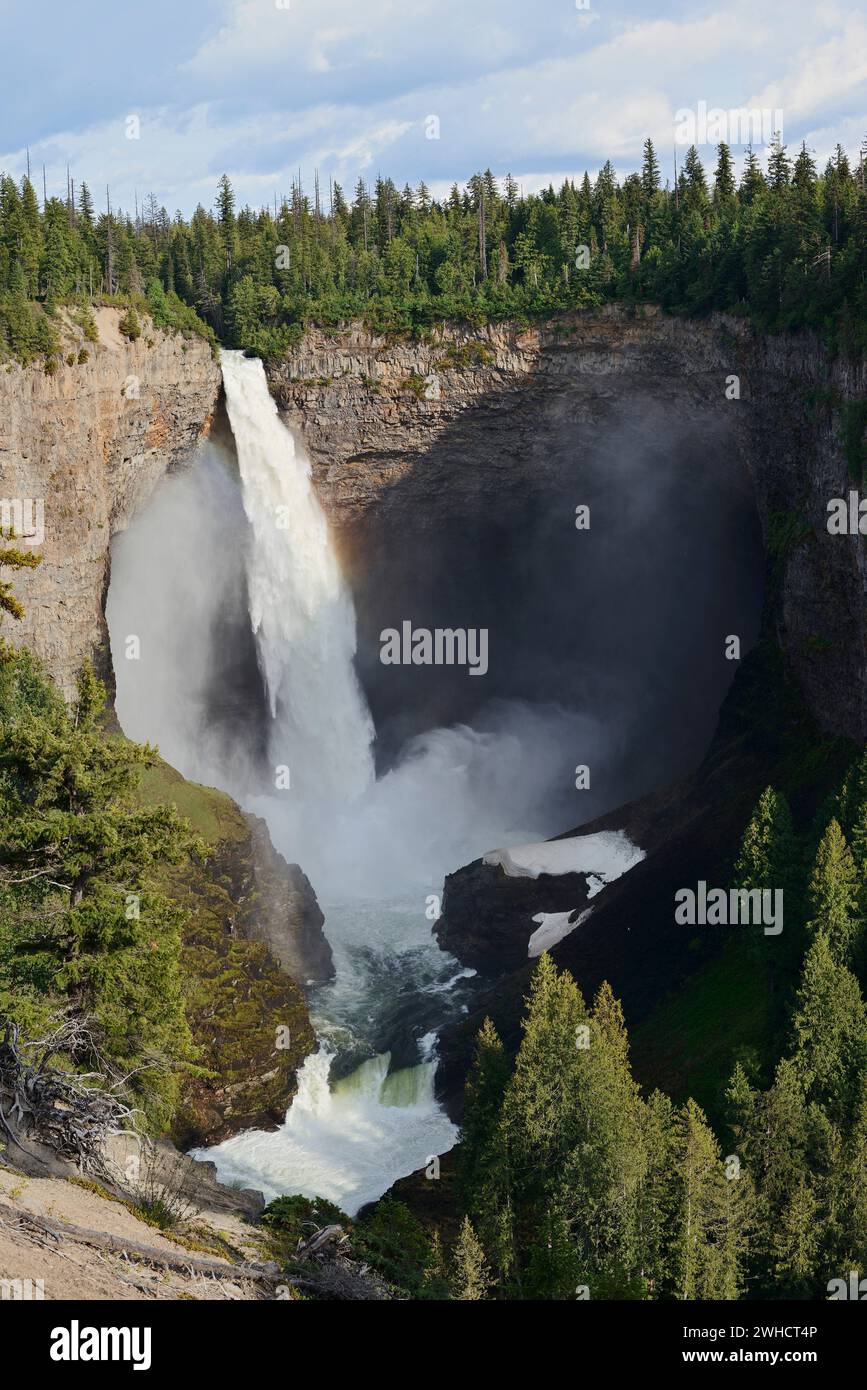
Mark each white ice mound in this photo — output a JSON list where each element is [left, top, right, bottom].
[[484, 828, 645, 892], [528, 907, 594, 957]]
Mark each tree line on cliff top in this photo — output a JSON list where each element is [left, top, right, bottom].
[[0, 136, 866, 363]]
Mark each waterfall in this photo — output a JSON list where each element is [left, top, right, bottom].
[[192, 1046, 455, 1217], [219, 349, 375, 801], [189, 353, 458, 1213]]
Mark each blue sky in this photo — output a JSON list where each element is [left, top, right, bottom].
[[1, 0, 865, 216]]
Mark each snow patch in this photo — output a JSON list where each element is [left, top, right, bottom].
[[528, 907, 593, 957], [484, 828, 645, 889]]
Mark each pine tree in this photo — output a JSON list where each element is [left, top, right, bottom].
[[641, 138, 661, 201], [558, 982, 647, 1285], [793, 142, 818, 192], [0, 536, 41, 621], [713, 143, 737, 212], [740, 146, 767, 205], [791, 932, 867, 1126], [739, 1058, 811, 1293], [459, 1016, 515, 1286], [77, 182, 95, 227], [836, 1075, 867, 1273], [682, 147, 709, 212], [419, 1229, 450, 1300], [733, 786, 800, 979], [767, 135, 792, 188], [461, 1016, 510, 1185], [215, 174, 237, 271], [668, 1099, 749, 1300], [829, 750, 867, 878], [451, 1217, 492, 1300], [0, 653, 199, 1126], [636, 1089, 675, 1296], [806, 819, 861, 967], [501, 954, 587, 1190], [18, 176, 43, 297], [769, 1174, 818, 1295]]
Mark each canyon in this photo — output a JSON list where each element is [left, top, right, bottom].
[[269, 306, 866, 749], [3, 302, 865, 1133], [267, 306, 865, 1106]]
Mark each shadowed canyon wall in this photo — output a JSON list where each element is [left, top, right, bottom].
[[268, 307, 865, 1105], [269, 305, 867, 750]]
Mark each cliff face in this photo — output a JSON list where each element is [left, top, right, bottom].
[[243, 812, 334, 984], [269, 309, 865, 1106], [268, 307, 866, 746], [134, 760, 328, 1148], [0, 307, 221, 698], [0, 316, 331, 1142]]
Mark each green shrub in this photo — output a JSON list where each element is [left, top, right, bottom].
[[353, 1197, 434, 1294], [261, 1193, 348, 1254], [119, 307, 142, 341]]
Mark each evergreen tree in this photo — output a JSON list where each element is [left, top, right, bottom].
[[733, 786, 800, 981], [713, 143, 737, 213], [668, 1099, 749, 1300], [216, 173, 237, 271], [790, 932, 867, 1126], [459, 1015, 514, 1282], [0, 654, 199, 1125], [641, 138, 661, 201], [806, 819, 861, 967], [557, 982, 647, 1288], [500, 953, 587, 1190], [451, 1217, 492, 1300], [0, 536, 41, 620]]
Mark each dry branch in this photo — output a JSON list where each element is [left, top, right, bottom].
[[0, 1198, 278, 1284], [0, 1017, 137, 1180]]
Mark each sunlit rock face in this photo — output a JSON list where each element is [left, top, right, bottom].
[[0, 307, 220, 699]]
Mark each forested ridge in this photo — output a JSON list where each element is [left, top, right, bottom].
[[1, 135, 866, 364], [259, 761, 867, 1301], [451, 766, 867, 1300], [2, 131, 867, 1299]]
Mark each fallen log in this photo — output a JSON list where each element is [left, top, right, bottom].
[[0, 1198, 279, 1285]]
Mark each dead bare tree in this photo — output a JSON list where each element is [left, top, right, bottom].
[[0, 1017, 138, 1180]]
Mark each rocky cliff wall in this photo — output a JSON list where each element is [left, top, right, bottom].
[[0, 313, 332, 1140], [268, 308, 865, 1105], [268, 306, 866, 746], [0, 307, 221, 698]]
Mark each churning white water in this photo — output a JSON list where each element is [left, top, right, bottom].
[[194, 353, 462, 1210], [109, 351, 591, 1214], [192, 1046, 455, 1216], [220, 349, 375, 801]]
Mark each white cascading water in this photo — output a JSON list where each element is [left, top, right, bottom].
[[188, 352, 458, 1214], [219, 349, 375, 801], [198, 1045, 455, 1216], [110, 352, 601, 1215]]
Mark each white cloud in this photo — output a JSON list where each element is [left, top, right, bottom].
[[1, 0, 863, 212], [748, 14, 867, 121]]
